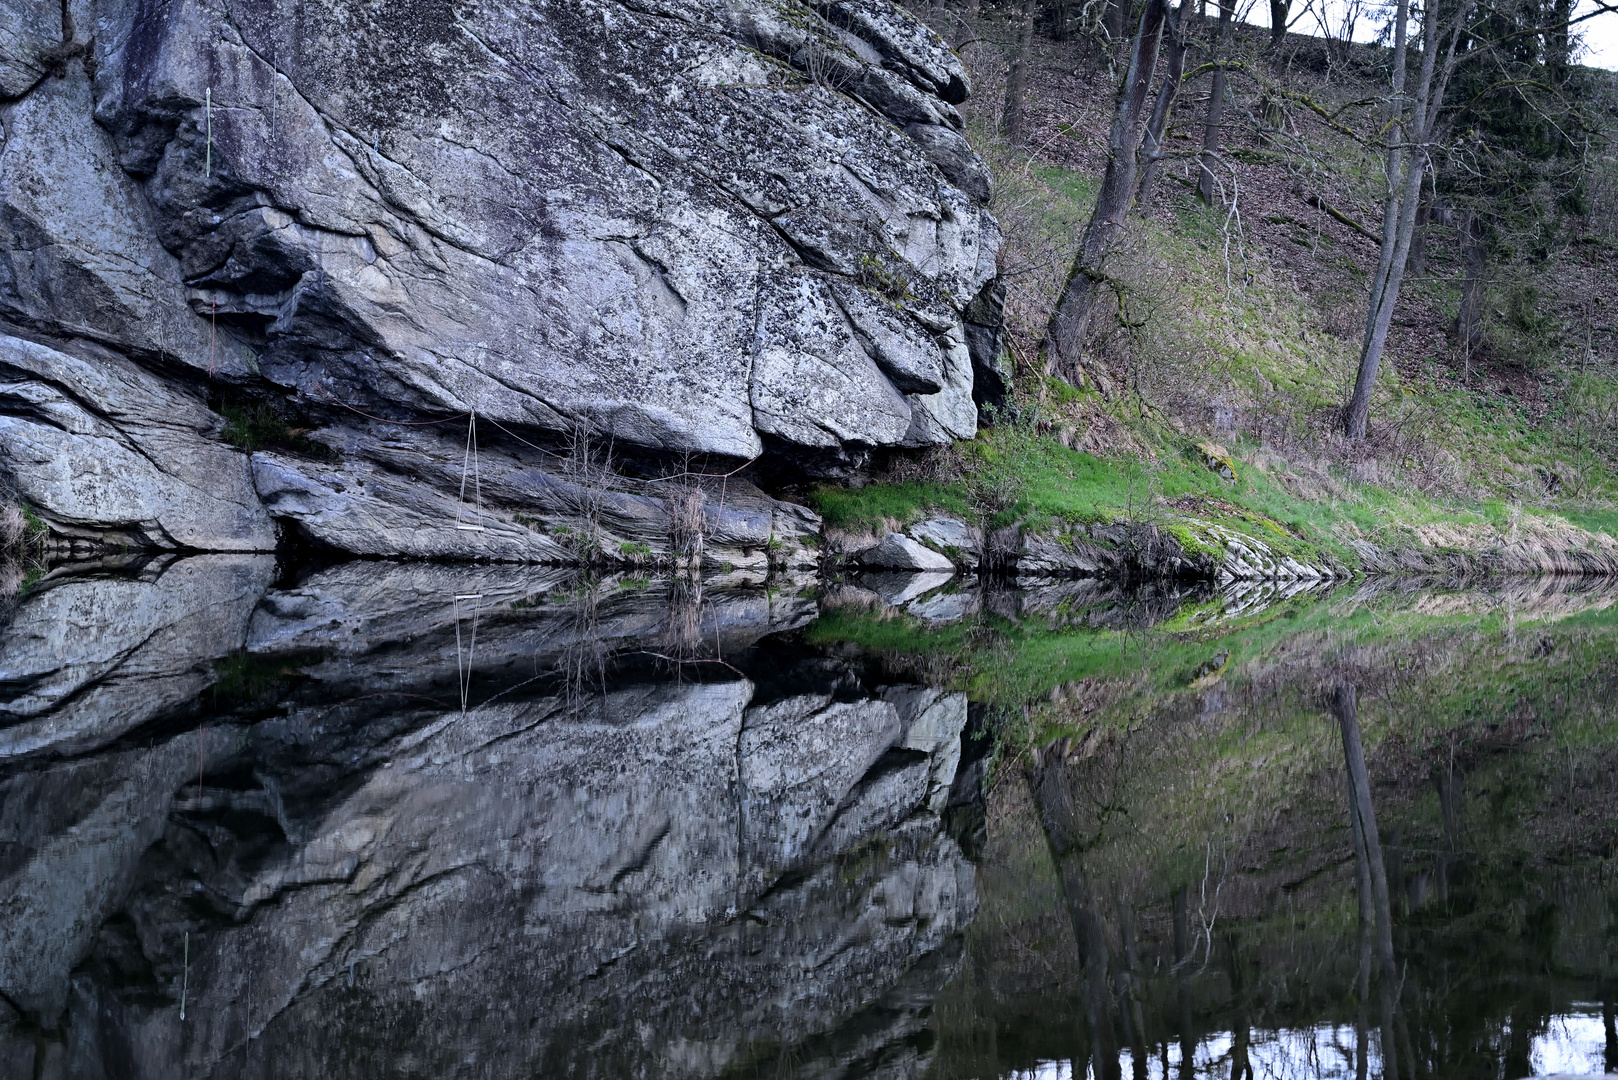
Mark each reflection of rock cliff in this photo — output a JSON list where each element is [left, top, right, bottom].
[[0, 0, 1001, 558], [0, 560, 978, 1078]]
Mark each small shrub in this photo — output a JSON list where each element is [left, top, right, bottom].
[[220, 401, 328, 455]]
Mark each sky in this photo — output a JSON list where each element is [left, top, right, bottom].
[[1235, 0, 1618, 70], [1577, 0, 1618, 66]]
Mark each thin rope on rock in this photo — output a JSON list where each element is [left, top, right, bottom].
[[453, 592, 483, 713], [455, 412, 485, 531]]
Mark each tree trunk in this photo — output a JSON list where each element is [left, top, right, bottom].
[[1197, 0, 1234, 206], [1269, 0, 1289, 47], [1002, 0, 1038, 143], [1345, 0, 1455, 439], [1359, 0, 1411, 354], [1331, 684, 1401, 1080], [1106, 0, 1130, 43], [1137, 0, 1197, 211], [961, 0, 980, 50], [1407, 194, 1430, 277], [1454, 210, 1486, 370], [1547, 0, 1573, 82], [1042, 0, 1171, 386]]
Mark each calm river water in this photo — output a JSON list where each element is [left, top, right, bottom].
[[2, 557, 1615, 1079]]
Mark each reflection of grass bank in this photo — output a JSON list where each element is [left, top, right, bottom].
[[919, 590, 1618, 1078], [814, 579, 1618, 743], [1, 494, 49, 597]]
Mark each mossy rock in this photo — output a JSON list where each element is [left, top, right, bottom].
[[1164, 523, 1223, 560], [1196, 442, 1238, 483]]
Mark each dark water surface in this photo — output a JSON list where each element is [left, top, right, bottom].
[[2, 557, 1616, 1079]]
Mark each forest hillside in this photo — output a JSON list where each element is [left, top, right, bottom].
[[808, 4, 1618, 577]]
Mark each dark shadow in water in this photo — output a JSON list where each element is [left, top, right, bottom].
[[0, 559, 985, 1078]]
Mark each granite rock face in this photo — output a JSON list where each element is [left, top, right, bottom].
[[0, 331, 275, 550], [0, 0, 1001, 558]]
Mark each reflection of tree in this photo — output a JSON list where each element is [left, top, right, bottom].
[[1605, 998, 1617, 1073], [1225, 932, 1253, 1080], [1117, 900, 1150, 1080], [948, 640, 1618, 1080], [1173, 887, 1195, 1080], [1028, 742, 1122, 1080], [1329, 684, 1401, 1080]]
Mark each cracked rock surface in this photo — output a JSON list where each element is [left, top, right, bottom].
[[0, 0, 1002, 558]]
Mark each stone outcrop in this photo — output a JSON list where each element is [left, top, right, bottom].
[[0, 557, 979, 1078], [0, 331, 275, 550], [988, 519, 1343, 583], [859, 531, 956, 571], [908, 514, 980, 566], [0, 0, 1002, 559], [1345, 518, 1618, 578]]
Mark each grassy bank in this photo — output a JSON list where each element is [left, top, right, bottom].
[[809, 411, 1618, 574], [805, 27, 1618, 572]]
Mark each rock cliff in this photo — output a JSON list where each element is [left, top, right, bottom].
[[0, 0, 1001, 560]]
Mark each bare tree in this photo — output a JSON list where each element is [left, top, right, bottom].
[[959, 0, 981, 50], [1197, 0, 1235, 205], [1137, 0, 1199, 210], [1043, 0, 1172, 387], [1270, 0, 1291, 47], [1003, 0, 1039, 143], [1343, 0, 1466, 439], [1106, 0, 1131, 42], [1331, 684, 1403, 1080]]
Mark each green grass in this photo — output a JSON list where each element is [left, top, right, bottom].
[[807, 480, 972, 530], [948, 137, 1618, 566]]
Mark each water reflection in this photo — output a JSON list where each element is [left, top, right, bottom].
[[1013, 1011, 1617, 1080], [3, 560, 1618, 1078], [921, 574, 1618, 1080], [0, 559, 980, 1078]]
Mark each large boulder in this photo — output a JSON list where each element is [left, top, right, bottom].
[[859, 531, 956, 570], [0, 0, 1002, 557]]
